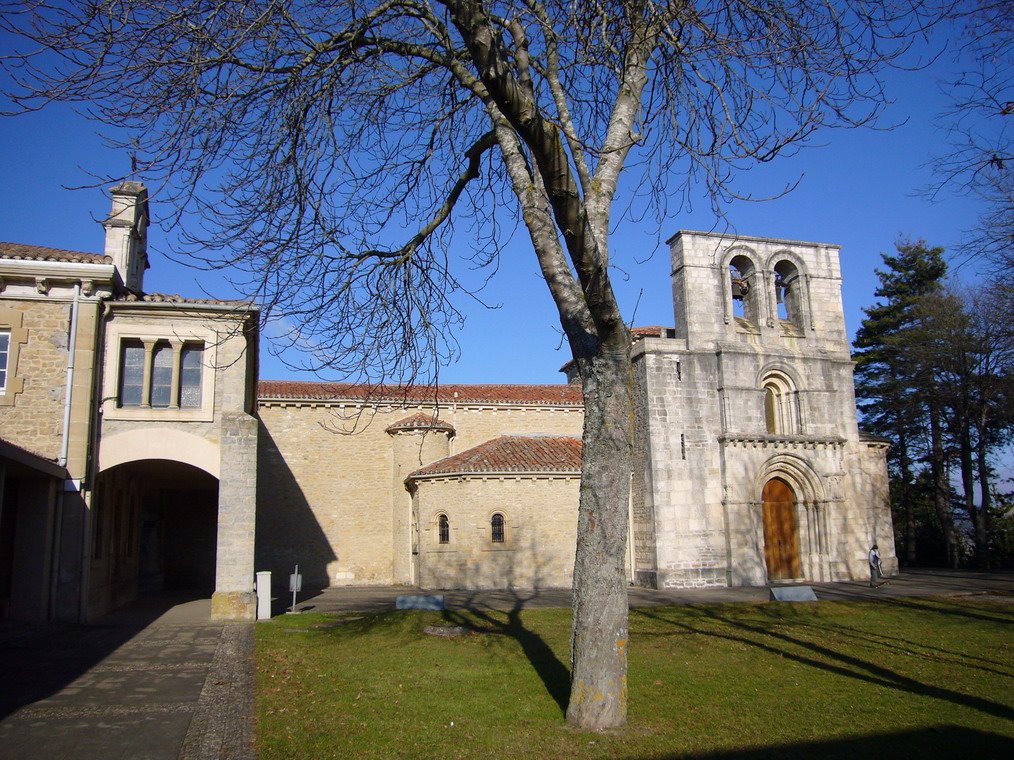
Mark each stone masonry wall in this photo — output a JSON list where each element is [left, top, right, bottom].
[[0, 299, 72, 459], [256, 400, 582, 587], [414, 475, 580, 589]]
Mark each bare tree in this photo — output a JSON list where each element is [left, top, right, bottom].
[[930, 1, 1012, 272], [2, 0, 937, 729]]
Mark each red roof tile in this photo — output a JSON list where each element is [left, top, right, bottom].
[[408, 435, 582, 479], [558, 326, 676, 371], [0, 242, 111, 265], [385, 413, 456, 434], [631, 325, 671, 338], [257, 381, 583, 406]]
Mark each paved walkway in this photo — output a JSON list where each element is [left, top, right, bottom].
[[0, 569, 1008, 759], [0, 595, 255, 760], [292, 567, 1014, 614]]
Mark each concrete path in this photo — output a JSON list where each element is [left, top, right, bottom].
[[293, 567, 1013, 614], [0, 595, 255, 760]]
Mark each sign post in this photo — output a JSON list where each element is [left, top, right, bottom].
[[288, 565, 302, 614]]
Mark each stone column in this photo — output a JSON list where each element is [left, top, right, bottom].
[[211, 412, 258, 621]]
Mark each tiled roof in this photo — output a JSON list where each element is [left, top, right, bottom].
[[0, 241, 111, 265], [385, 413, 456, 434], [408, 435, 582, 479], [118, 292, 252, 306], [631, 325, 671, 338], [558, 326, 676, 371], [257, 381, 584, 406]]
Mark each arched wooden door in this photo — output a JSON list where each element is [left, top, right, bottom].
[[762, 478, 801, 580]]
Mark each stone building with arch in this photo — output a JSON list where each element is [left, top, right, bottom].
[[0, 185, 894, 623], [1, 183, 260, 622], [627, 231, 895, 588]]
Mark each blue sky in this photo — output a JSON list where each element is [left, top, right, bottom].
[[0, 29, 992, 386]]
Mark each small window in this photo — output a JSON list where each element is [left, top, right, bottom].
[[438, 514, 449, 544], [180, 344, 203, 408], [761, 372, 799, 435], [491, 513, 505, 544], [117, 339, 204, 409], [0, 330, 9, 391], [150, 342, 174, 407], [764, 386, 778, 434], [119, 341, 145, 406]]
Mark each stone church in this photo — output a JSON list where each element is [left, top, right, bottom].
[[0, 185, 895, 622]]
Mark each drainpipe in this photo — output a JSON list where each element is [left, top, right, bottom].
[[58, 283, 81, 467], [627, 471, 636, 583]]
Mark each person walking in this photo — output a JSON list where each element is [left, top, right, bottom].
[[869, 544, 883, 588]]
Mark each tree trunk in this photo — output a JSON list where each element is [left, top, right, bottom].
[[956, 411, 984, 567], [929, 404, 960, 567], [974, 406, 993, 567], [897, 428, 917, 565], [566, 340, 632, 730]]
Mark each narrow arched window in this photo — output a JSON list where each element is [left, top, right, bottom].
[[438, 514, 449, 544], [773, 259, 803, 329], [491, 513, 505, 543], [728, 254, 761, 327], [764, 385, 778, 434], [761, 372, 800, 435]]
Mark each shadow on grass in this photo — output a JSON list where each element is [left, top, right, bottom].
[[442, 591, 572, 716], [633, 602, 1014, 722], [743, 600, 1014, 680], [655, 725, 1013, 759]]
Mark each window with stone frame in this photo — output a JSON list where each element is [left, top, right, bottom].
[[491, 513, 506, 543], [761, 372, 800, 435], [728, 254, 762, 328], [438, 513, 450, 544], [117, 339, 204, 408], [0, 307, 28, 406], [0, 330, 9, 392]]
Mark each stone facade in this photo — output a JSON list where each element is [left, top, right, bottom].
[[412, 475, 580, 589], [1, 185, 260, 622], [1, 187, 895, 623], [255, 389, 583, 588], [630, 231, 896, 589]]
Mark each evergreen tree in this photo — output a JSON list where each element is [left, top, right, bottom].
[[853, 240, 952, 565]]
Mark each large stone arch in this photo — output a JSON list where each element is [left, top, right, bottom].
[[98, 428, 220, 478], [755, 453, 826, 504]]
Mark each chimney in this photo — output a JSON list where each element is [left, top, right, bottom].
[[102, 182, 149, 293]]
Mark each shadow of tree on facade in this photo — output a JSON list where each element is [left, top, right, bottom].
[[655, 725, 1012, 759], [255, 422, 336, 613], [632, 604, 1014, 722]]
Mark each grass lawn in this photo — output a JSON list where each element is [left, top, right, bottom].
[[256, 597, 1013, 759]]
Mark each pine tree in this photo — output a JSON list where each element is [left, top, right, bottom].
[[853, 240, 952, 565]]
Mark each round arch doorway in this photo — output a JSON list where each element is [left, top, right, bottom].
[[91, 459, 218, 616], [762, 477, 801, 581]]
